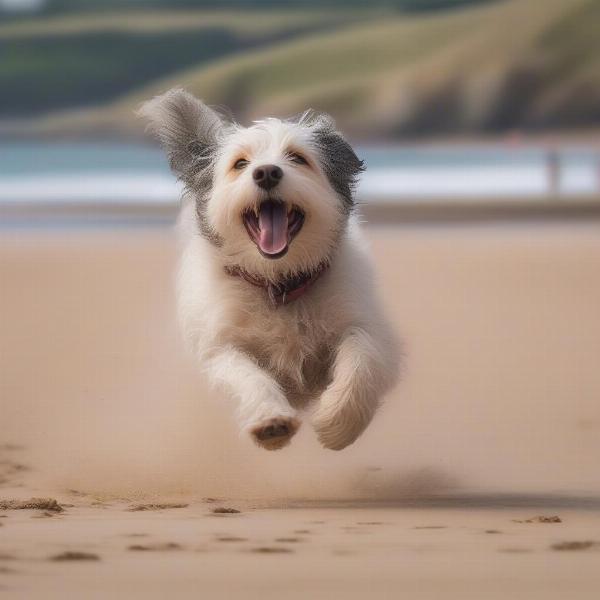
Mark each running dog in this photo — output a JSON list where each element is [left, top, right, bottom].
[[140, 89, 399, 451]]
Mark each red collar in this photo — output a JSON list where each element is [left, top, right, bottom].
[[224, 262, 328, 307]]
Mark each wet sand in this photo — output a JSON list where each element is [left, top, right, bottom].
[[1, 222, 600, 598]]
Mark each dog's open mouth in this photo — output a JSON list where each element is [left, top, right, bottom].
[[243, 199, 304, 259]]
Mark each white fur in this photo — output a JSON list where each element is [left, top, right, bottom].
[[209, 119, 345, 280], [143, 92, 400, 450]]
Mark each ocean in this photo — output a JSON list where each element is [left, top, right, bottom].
[[1, 142, 599, 225]]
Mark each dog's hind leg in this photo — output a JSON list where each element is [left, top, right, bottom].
[[312, 326, 398, 451], [203, 347, 300, 450]]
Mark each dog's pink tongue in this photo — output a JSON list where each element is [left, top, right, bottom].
[[258, 201, 288, 255]]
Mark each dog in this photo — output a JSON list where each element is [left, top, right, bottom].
[[139, 89, 400, 451]]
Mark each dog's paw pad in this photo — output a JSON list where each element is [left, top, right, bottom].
[[257, 423, 289, 440], [249, 417, 300, 451]]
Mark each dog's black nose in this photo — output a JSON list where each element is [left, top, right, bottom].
[[253, 164, 283, 190]]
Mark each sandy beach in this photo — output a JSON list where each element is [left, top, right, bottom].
[[2, 221, 600, 598]]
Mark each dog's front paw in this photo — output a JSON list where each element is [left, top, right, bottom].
[[312, 398, 374, 451], [249, 416, 300, 451]]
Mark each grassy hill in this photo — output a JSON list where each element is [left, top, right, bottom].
[[0, 9, 360, 116], [5, 0, 600, 140]]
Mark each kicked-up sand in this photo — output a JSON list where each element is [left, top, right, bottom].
[[1, 220, 600, 598]]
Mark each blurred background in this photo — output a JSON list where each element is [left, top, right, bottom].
[[1, 0, 600, 499], [1, 0, 600, 219]]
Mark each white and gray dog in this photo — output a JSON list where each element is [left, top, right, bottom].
[[140, 88, 399, 451]]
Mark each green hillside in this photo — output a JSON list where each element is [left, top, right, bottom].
[[6, 0, 600, 139], [0, 10, 359, 116]]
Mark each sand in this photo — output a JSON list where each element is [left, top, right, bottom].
[[1, 221, 600, 598]]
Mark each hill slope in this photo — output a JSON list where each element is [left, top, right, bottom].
[[0, 9, 360, 116], [11, 0, 600, 139]]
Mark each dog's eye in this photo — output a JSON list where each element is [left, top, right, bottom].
[[233, 158, 249, 170], [286, 152, 308, 166]]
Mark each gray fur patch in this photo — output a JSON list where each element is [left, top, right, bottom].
[[138, 88, 223, 245], [305, 112, 365, 212]]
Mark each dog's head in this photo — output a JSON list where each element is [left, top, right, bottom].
[[139, 88, 364, 278]]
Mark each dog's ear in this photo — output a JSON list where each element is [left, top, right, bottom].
[[138, 88, 223, 181], [306, 112, 365, 210]]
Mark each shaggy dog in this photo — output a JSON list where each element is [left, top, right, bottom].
[[140, 89, 399, 451]]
